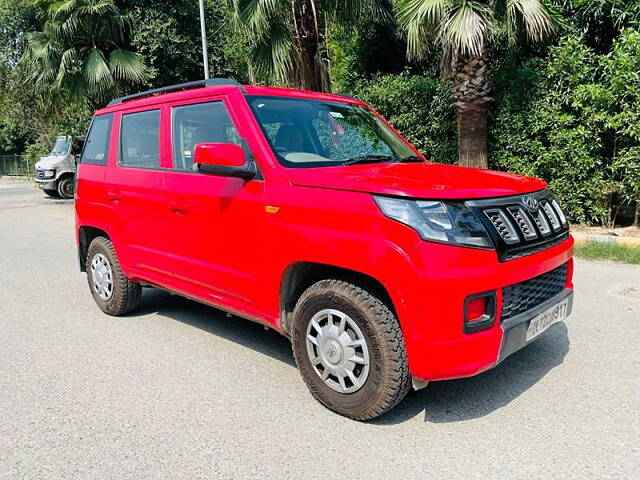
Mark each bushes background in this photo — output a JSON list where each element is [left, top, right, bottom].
[[490, 31, 640, 225], [0, 0, 639, 225], [337, 27, 640, 225]]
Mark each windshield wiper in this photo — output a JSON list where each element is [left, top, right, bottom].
[[342, 155, 424, 166], [342, 155, 395, 166], [396, 155, 424, 163]]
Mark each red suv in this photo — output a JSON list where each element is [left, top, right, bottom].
[[75, 79, 574, 420]]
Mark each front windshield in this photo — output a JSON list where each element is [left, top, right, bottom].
[[247, 95, 418, 168], [50, 136, 71, 156]]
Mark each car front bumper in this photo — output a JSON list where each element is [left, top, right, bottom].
[[34, 179, 57, 190], [497, 288, 573, 363], [395, 235, 574, 382]]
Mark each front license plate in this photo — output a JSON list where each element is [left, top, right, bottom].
[[525, 298, 569, 342]]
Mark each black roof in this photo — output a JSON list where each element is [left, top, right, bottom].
[[107, 78, 242, 107]]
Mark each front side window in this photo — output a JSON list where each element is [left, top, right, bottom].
[[120, 110, 161, 169], [247, 96, 417, 168], [81, 114, 112, 165], [172, 101, 241, 170]]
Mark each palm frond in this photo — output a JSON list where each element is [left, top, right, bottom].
[[22, 32, 61, 87], [55, 48, 80, 89], [252, 20, 293, 83], [505, 0, 555, 43], [328, 0, 393, 24], [22, 0, 146, 104], [438, 1, 493, 58], [233, 0, 288, 38], [396, 0, 451, 58], [83, 48, 113, 92], [109, 49, 147, 83]]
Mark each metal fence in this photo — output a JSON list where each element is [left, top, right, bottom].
[[0, 155, 37, 177]]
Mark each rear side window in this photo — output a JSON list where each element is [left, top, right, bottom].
[[81, 114, 112, 165], [172, 101, 240, 170], [120, 110, 161, 169]]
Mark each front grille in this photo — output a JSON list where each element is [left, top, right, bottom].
[[484, 197, 566, 244], [503, 233, 569, 261], [35, 170, 45, 179], [467, 190, 570, 261], [502, 263, 568, 320], [484, 209, 519, 244]]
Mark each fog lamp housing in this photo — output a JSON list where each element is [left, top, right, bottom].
[[464, 292, 497, 334]]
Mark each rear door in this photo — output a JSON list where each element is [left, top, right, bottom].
[[103, 107, 170, 280], [76, 114, 113, 232], [162, 95, 266, 316]]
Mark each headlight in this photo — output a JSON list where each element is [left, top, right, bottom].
[[44, 170, 56, 178], [374, 196, 492, 248]]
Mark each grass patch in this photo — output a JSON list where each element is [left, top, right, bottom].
[[574, 241, 640, 264]]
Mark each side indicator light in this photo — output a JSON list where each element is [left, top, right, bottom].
[[265, 205, 280, 214]]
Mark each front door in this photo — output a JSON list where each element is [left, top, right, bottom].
[[162, 96, 266, 317]]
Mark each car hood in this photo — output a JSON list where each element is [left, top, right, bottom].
[[35, 155, 65, 169], [286, 162, 547, 200]]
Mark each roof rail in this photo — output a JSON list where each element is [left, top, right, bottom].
[[107, 78, 242, 106]]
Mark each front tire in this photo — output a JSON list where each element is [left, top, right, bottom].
[[292, 279, 411, 420], [57, 176, 74, 199], [86, 236, 141, 316], [43, 189, 60, 198]]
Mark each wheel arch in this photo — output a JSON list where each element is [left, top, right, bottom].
[[279, 261, 396, 336], [57, 171, 74, 180], [78, 226, 111, 272]]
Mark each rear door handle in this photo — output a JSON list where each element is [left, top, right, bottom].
[[107, 190, 121, 203], [169, 201, 190, 215]]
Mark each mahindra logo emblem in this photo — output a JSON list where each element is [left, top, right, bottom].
[[522, 196, 539, 211]]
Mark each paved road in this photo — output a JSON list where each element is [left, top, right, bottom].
[[1, 179, 639, 479]]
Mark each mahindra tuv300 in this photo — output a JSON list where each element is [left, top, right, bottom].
[[75, 79, 574, 420]]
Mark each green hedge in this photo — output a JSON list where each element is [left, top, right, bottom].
[[346, 30, 640, 225], [491, 31, 640, 225], [347, 74, 457, 164]]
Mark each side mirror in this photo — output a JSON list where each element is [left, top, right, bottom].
[[194, 143, 257, 180]]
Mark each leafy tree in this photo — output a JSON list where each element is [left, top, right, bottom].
[[122, 0, 251, 88], [229, 0, 391, 92], [0, 0, 51, 153], [491, 31, 640, 225], [554, 0, 640, 52], [604, 29, 640, 224], [22, 0, 147, 107], [396, 0, 556, 169]]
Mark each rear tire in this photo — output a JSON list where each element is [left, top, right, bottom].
[[43, 189, 60, 198], [292, 279, 411, 421], [57, 176, 74, 199], [86, 236, 141, 316]]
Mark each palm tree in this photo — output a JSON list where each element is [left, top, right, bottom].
[[22, 0, 147, 107], [229, 0, 391, 92], [396, 0, 555, 168]]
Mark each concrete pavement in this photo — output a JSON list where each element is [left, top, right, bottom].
[[1, 181, 638, 479]]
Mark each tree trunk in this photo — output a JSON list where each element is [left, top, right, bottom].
[[451, 50, 492, 169], [291, 0, 331, 93], [457, 106, 488, 168], [298, 42, 330, 92]]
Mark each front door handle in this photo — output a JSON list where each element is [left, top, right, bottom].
[[168, 201, 190, 215]]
